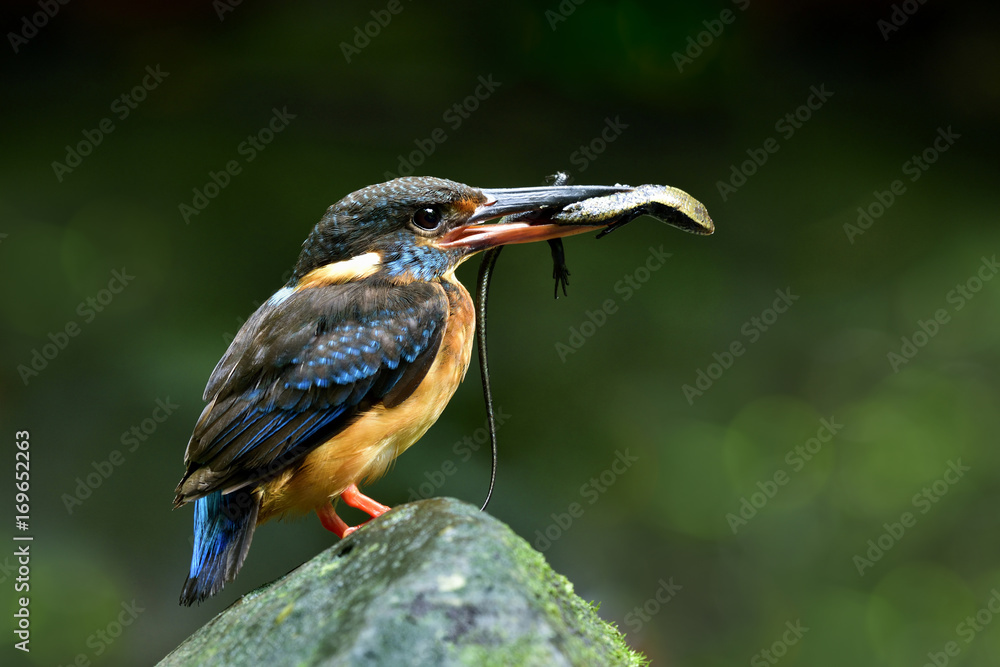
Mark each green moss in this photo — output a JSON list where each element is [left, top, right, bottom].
[[159, 498, 646, 666]]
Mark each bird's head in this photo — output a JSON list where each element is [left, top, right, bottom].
[[290, 176, 632, 287]]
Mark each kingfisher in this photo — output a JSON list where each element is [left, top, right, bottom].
[[174, 176, 712, 605]]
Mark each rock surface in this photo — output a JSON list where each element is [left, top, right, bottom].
[[159, 497, 645, 666]]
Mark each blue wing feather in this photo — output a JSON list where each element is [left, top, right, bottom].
[[174, 280, 448, 503]]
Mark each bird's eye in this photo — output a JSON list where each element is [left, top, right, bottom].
[[413, 207, 442, 231]]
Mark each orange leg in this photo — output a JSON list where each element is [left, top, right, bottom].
[[315, 484, 392, 539], [341, 483, 391, 517], [315, 502, 351, 538]]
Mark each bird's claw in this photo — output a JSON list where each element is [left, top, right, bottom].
[[316, 484, 391, 539]]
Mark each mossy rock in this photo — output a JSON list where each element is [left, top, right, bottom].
[[159, 497, 645, 666]]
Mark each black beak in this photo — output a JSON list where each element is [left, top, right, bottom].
[[439, 184, 633, 250], [467, 185, 632, 224]]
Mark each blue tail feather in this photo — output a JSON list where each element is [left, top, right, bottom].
[[180, 488, 259, 605]]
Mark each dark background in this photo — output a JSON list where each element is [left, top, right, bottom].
[[3, 1, 1000, 665]]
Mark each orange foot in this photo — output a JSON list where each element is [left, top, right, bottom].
[[315, 484, 392, 539]]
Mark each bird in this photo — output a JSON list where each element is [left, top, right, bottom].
[[171, 175, 684, 605]]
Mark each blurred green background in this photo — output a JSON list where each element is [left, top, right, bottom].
[[3, 1, 1000, 665]]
